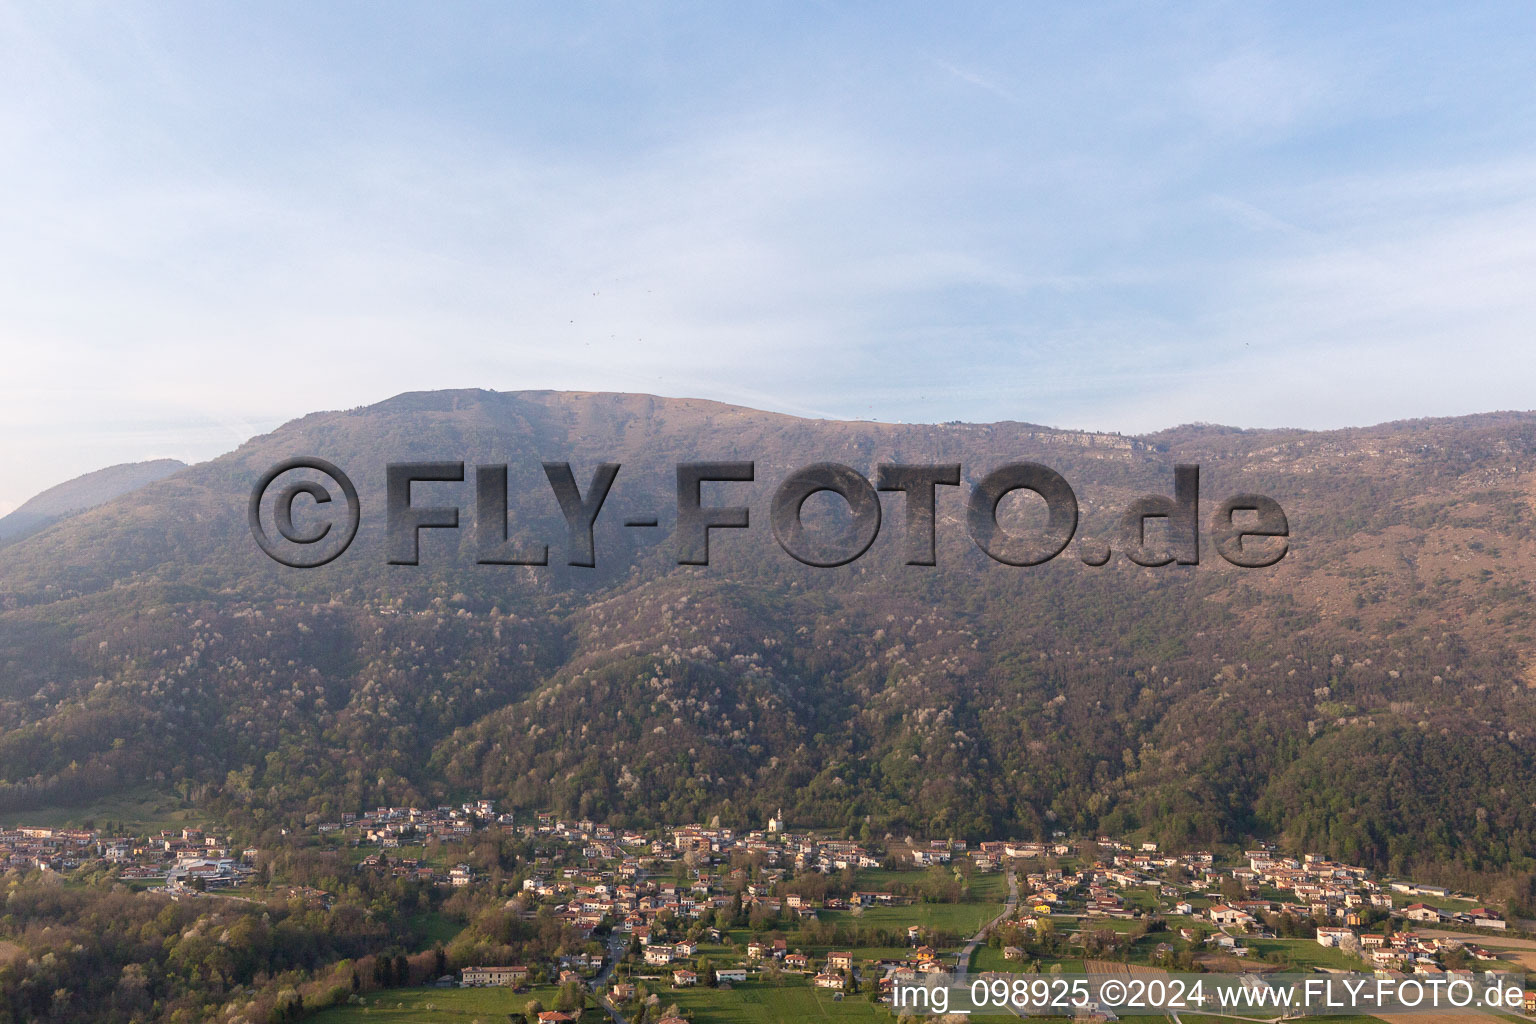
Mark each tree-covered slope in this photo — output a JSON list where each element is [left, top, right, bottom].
[[3, 390, 1536, 884]]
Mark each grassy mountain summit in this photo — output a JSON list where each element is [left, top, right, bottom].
[[2, 390, 1536, 889]]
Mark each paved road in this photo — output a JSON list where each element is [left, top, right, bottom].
[[594, 930, 631, 1024], [957, 867, 1019, 977]]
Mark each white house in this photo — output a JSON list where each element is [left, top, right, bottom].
[[1208, 905, 1256, 928], [1317, 927, 1355, 948]]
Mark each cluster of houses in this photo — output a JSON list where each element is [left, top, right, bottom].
[[0, 824, 255, 894], [619, 933, 946, 999], [321, 808, 1531, 986], [0, 825, 106, 873], [317, 800, 505, 846], [330, 804, 1081, 882], [1100, 847, 1519, 977], [16, 804, 1531, 1018]]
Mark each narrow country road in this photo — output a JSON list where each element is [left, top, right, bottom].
[[957, 867, 1019, 976], [594, 930, 631, 1024]]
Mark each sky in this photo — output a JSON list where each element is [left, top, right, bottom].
[[3, 2, 1536, 514]]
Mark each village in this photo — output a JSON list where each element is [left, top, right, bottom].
[[5, 806, 1536, 1024]]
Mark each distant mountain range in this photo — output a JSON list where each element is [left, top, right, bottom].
[[2, 390, 1535, 897], [0, 458, 185, 544]]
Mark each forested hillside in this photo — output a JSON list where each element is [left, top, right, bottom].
[[3, 390, 1536, 890]]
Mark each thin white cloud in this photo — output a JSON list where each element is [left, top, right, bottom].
[[925, 55, 1023, 105], [3, 3, 1536, 508], [1183, 47, 1334, 137]]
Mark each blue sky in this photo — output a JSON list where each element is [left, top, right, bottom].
[[3, 2, 1536, 513]]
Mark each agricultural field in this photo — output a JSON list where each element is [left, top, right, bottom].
[[659, 976, 895, 1024], [848, 868, 913, 891], [0, 786, 211, 833], [965, 870, 1011, 901], [1118, 888, 1162, 914], [311, 984, 594, 1023], [1070, 915, 1153, 934], [1244, 937, 1367, 971], [849, 898, 1008, 939], [970, 944, 1029, 973]]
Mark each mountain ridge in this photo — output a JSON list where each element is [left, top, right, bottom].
[[2, 390, 1535, 891], [0, 458, 187, 545]]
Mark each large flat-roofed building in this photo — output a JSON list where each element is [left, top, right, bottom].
[[460, 965, 528, 986]]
